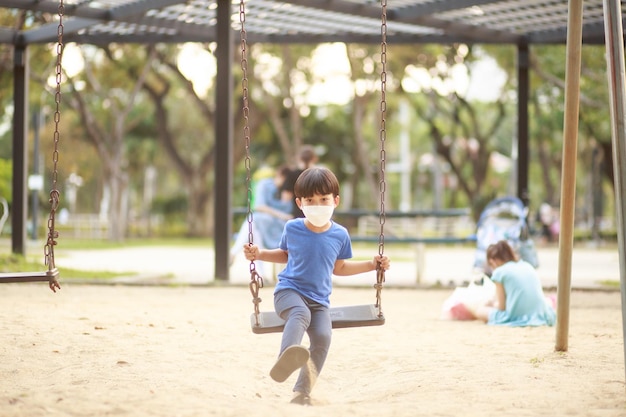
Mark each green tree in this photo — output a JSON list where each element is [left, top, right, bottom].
[[528, 44, 614, 236], [0, 158, 12, 202], [390, 44, 514, 218], [138, 44, 223, 237], [63, 44, 156, 241]]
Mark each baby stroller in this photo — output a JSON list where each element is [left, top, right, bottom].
[[473, 196, 539, 274]]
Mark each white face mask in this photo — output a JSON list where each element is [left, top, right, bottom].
[[301, 205, 334, 227]]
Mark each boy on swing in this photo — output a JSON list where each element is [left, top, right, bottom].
[[243, 166, 391, 405]]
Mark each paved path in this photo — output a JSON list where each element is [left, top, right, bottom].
[[58, 243, 622, 290]]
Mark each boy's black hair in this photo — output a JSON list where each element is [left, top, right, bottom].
[[294, 167, 340, 198]]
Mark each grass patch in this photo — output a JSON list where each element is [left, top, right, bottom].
[[0, 254, 133, 280], [58, 268, 135, 281], [598, 279, 620, 288], [56, 237, 214, 251], [0, 237, 215, 252]]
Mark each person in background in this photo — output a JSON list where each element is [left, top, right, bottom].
[[538, 202, 557, 243], [474, 240, 556, 327], [230, 165, 293, 275], [282, 145, 319, 218]]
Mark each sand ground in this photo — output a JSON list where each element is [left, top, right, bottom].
[[1, 283, 624, 417]]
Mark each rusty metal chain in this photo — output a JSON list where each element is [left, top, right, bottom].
[[374, 0, 387, 317], [44, 0, 64, 290], [240, 0, 264, 325], [249, 270, 263, 326]]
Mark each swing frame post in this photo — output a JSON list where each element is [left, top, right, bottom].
[[0, 0, 63, 292]]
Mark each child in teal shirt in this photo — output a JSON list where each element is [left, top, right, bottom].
[[475, 240, 556, 326]]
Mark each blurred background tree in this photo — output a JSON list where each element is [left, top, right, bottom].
[[0, 6, 614, 242]]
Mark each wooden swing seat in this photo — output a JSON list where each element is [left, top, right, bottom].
[[250, 303, 385, 334], [0, 268, 59, 283]]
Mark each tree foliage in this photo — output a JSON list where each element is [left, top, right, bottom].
[[4, 16, 613, 239]]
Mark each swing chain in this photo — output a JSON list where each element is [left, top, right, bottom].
[[249, 270, 264, 326], [44, 0, 64, 291], [240, 0, 264, 320], [374, 0, 387, 316], [240, 0, 252, 250]]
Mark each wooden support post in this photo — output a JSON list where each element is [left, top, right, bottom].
[[555, 0, 583, 352]]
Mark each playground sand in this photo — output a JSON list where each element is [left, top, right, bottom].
[[1, 284, 624, 417]]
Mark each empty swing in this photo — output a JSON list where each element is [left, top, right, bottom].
[[0, 1, 64, 292], [239, 0, 389, 334]]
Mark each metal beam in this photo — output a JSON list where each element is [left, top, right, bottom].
[[399, 0, 502, 17], [282, 0, 523, 44], [0, 0, 619, 46], [6, 0, 201, 45], [0, 0, 183, 18], [11, 45, 28, 255], [60, 30, 536, 46], [602, 0, 626, 381], [107, 0, 186, 20], [61, 31, 452, 45], [214, 0, 233, 282], [0, 0, 110, 18], [517, 43, 530, 207], [22, 18, 99, 44], [63, 32, 216, 45]]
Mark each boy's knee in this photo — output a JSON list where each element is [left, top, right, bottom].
[[283, 304, 311, 325], [310, 328, 332, 348]]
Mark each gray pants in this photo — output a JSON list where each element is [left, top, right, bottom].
[[274, 289, 332, 394]]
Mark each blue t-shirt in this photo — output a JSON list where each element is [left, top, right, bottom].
[[488, 260, 556, 327], [275, 218, 352, 307]]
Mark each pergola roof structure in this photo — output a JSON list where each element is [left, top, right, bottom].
[[0, 0, 622, 46]]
